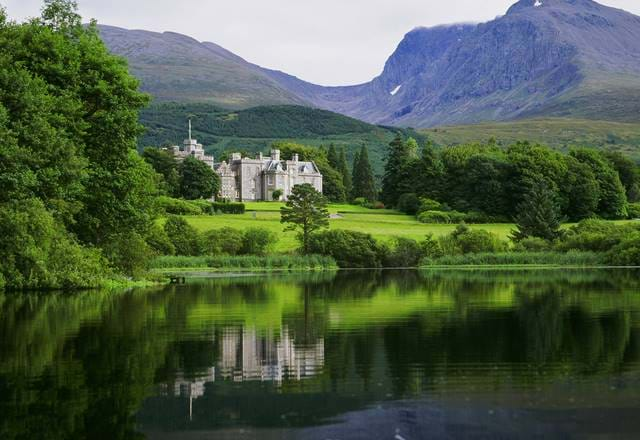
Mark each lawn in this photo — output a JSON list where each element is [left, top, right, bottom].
[[181, 203, 515, 253]]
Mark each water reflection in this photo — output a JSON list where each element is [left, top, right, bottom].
[[1, 269, 640, 439]]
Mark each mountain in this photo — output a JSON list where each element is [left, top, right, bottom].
[[98, 25, 308, 109], [99, 0, 640, 127], [267, 0, 640, 127]]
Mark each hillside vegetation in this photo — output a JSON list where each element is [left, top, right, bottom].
[[423, 118, 640, 161], [139, 103, 426, 172]]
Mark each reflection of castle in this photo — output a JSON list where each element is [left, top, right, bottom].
[[220, 326, 324, 383]]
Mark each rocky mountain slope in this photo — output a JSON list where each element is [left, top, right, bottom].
[[99, 0, 640, 127], [98, 25, 308, 109]]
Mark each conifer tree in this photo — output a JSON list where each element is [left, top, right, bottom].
[[381, 135, 419, 205], [327, 144, 340, 170], [338, 148, 353, 199], [512, 179, 562, 242], [352, 145, 377, 202]]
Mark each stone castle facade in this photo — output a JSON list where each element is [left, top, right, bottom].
[[168, 124, 322, 201], [215, 150, 322, 201]]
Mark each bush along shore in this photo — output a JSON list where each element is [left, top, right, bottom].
[[295, 220, 640, 269], [151, 255, 337, 272]]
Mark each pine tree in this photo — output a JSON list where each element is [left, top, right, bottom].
[[512, 179, 562, 242], [338, 148, 353, 199], [352, 145, 377, 202], [381, 135, 419, 206], [327, 144, 340, 170]]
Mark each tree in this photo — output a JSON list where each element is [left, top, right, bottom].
[[565, 156, 599, 221], [414, 142, 443, 200], [570, 148, 628, 219], [338, 148, 353, 198], [512, 180, 562, 242], [327, 144, 340, 170], [604, 151, 640, 202], [142, 147, 180, 196], [280, 184, 330, 254], [179, 156, 220, 200], [351, 145, 377, 202], [0, 0, 163, 285], [381, 135, 419, 205]]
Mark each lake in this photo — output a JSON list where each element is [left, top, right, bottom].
[[1, 269, 640, 439]]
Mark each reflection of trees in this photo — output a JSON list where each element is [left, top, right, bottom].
[[2, 269, 640, 437]]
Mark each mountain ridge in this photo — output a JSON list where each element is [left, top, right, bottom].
[[98, 0, 640, 127]]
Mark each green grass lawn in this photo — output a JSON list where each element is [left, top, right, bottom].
[[180, 203, 515, 252]]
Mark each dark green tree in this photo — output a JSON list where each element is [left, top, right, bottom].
[[414, 142, 444, 200], [179, 156, 220, 200], [327, 144, 340, 170], [512, 180, 562, 242], [571, 148, 628, 219], [381, 135, 419, 205], [352, 145, 377, 201], [564, 156, 600, 221], [280, 183, 330, 254], [338, 148, 353, 198], [604, 151, 640, 202], [142, 147, 180, 196]]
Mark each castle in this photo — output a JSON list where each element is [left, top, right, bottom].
[[169, 122, 323, 201]]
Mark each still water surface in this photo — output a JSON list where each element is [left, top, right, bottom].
[[2, 269, 640, 439]]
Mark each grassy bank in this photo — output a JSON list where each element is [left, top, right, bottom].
[[150, 254, 337, 272], [421, 251, 607, 268]]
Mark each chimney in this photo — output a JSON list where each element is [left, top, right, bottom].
[[257, 152, 264, 160], [271, 149, 281, 161], [231, 152, 241, 161], [292, 153, 299, 162]]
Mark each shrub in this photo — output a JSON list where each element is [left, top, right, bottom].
[[556, 219, 635, 252], [163, 216, 202, 256], [512, 237, 552, 252], [421, 234, 444, 259], [155, 196, 205, 215], [352, 197, 367, 206], [418, 198, 442, 213], [102, 232, 154, 279], [150, 254, 337, 271], [606, 233, 640, 266], [202, 227, 244, 255], [384, 237, 425, 267], [422, 251, 605, 267], [397, 193, 421, 215], [0, 199, 109, 289], [628, 203, 640, 219], [211, 202, 246, 214], [272, 189, 283, 201], [365, 201, 385, 209], [418, 210, 451, 224], [464, 211, 509, 224], [145, 224, 176, 255], [307, 229, 384, 268], [439, 223, 508, 255], [447, 210, 467, 223], [241, 227, 278, 256]]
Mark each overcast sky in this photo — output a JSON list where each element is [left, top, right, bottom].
[[4, 0, 640, 85]]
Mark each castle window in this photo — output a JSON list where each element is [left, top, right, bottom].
[[267, 175, 274, 186]]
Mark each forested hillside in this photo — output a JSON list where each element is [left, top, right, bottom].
[[139, 103, 425, 173]]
